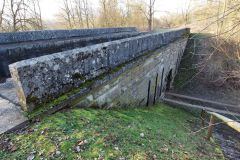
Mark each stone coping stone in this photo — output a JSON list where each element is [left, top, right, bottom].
[[0, 31, 143, 77], [0, 27, 137, 44], [9, 28, 190, 112]]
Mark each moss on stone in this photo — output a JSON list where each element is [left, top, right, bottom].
[[72, 73, 86, 80], [28, 95, 69, 119], [28, 96, 39, 103]]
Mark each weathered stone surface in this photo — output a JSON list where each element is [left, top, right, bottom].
[[0, 79, 27, 134], [9, 28, 190, 112], [0, 31, 143, 77], [0, 27, 137, 44], [75, 38, 188, 108], [0, 97, 27, 134], [0, 78, 19, 105]]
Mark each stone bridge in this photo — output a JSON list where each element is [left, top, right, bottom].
[[0, 27, 189, 133]]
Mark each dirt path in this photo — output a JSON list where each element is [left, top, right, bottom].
[[215, 124, 240, 160]]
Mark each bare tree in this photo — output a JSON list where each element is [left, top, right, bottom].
[[99, 0, 109, 27], [87, 5, 96, 28], [82, 0, 90, 28], [141, 0, 156, 31], [8, 0, 25, 31], [74, 0, 84, 28], [5, 0, 43, 32], [30, 0, 44, 30], [147, 0, 156, 31], [122, 0, 149, 30], [133, 0, 156, 31], [0, 0, 6, 31], [98, 0, 123, 27], [60, 0, 75, 29], [182, 0, 192, 26], [58, 0, 96, 29]]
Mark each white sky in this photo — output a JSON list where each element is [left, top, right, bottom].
[[40, 0, 207, 20]]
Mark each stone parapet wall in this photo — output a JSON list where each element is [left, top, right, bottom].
[[0, 31, 143, 77], [9, 28, 190, 112], [0, 27, 137, 44], [76, 38, 188, 108]]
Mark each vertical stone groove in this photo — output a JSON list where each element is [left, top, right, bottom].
[[159, 68, 165, 97], [153, 73, 158, 104], [147, 80, 151, 106]]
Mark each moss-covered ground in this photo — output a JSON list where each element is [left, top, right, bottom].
[[0, 103, 224, 160]]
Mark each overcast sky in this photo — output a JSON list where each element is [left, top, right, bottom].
[[40, 0, 207, 20], [0, 0, 207, 20]]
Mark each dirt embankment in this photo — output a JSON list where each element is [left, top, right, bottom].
[[173, 34, 240, 106], [172, 34, 240, 160]]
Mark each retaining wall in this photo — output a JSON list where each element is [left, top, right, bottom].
[[76, 38, 188, 108], [9, 28, 190, 112]]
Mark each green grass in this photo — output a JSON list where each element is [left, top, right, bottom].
[[0, 104, 224, 160]]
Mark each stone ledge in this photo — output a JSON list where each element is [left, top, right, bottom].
[[0, 27, 137, 44]]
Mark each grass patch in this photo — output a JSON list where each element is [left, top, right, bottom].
[[0, 103, 223, 159]]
